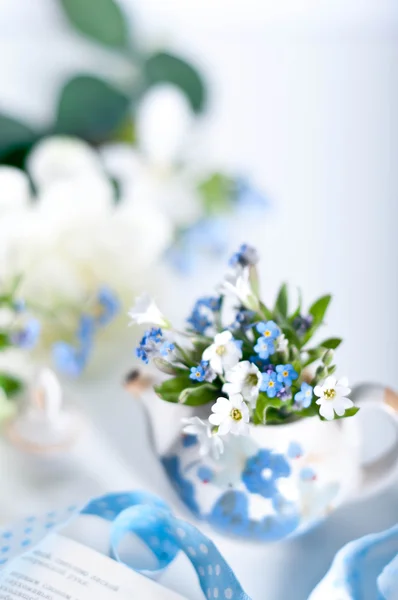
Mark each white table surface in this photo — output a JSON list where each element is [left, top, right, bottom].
[[1, 375, 398, 600]]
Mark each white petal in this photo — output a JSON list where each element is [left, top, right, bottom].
[[333, 401, 346, 417], [137, 85, 192, 165], [229, 394, 244, 409], [215, 330, 233, 345], [182, 416, 205, 435], [212, 397, 232, 415], [336, 384, 351, 397], [38, 176, 113, 220], [0, 167, 31, 212], [209, 413, 223, 427], [240, 401, 250, 422], [27, 136, 102, 189], [210, 355, 223, 375], [314, 385, 323, 398], [218, 418, 233, 436], [99, 143, 141, 195], [202, 345, 215, 361], [319, 402, 335, 420], [342, 397, 354, 409], [222, 382, 240, 396], [324, 375, 337, 389]]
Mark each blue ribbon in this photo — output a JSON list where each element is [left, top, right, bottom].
[[0, 491, 250, 600], [83, 491, 251, 600]]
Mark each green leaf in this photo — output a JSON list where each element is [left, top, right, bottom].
[[144, 52, 206, 113], [275, 283, 288, 318], [56, 75, 130, 141], [0, 374, 23, 398], [198, 173, 235, 216], [254, 393, 282, 425], [0, 332, 10, 350], [178, 383, 218, 406], [289, 287, 302, 320], [59, 0, 130, 49], [154, 374, 218, 405], [154, 374, 192, 403], [319, 337, 343, 350], [152, 358, 186, 376], [259, 302, 273, 321], [263, 407, 291, 424], [0, 114, 36, 158], [295, 404, 319, 419], [309, 295, 332, 325]]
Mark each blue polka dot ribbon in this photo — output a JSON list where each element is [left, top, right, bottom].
[[0, 491, 251, 600]]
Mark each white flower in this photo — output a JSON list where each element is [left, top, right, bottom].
[[128, 293, 171, 328], [182, 416, 224, 460], [27, 136, 104, 190], [314, 376, 353, 420], [276, 333, 288, 353], [137, 85, 193, 166], [222, 361, 261, 406], [0, 167, 31, 213], [219, 268, 259, 311], [202, 330, 242, 374], [209, 394, 250, 436]]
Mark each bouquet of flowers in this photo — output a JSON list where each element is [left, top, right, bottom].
[[129, 244, 358, 454]]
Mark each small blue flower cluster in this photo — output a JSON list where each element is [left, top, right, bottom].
[[253, 319, 313, 406], [11, 318, 40, 350], [254, 320, 280, 359], [53, 286, 120, 377], [136, 328, 175, 364], [229, 243, 259, 269], [230, 309, 255, 331], [293, 314, 313, 336], [189, 360, 215, 382], [187, 296, 221, 335]]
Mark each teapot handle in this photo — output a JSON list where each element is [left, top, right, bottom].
[[349, 383, 398, 497]]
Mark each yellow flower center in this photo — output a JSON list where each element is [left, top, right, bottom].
[[268, 381, 274, 388], [231, 408, 242, 421], [324, 388, 336, 400], [196, 371, 201, 377], [283, 371, 288, 377], [216, 345, 226, 356], [264, 330, 271, 337]]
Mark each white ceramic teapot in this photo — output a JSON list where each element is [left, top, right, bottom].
[[138, 382, 398, 542]]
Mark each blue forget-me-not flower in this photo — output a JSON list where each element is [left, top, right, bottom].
[[276, 364, 298, 387], [260, 372, 283, 398], [294, 382, 313, 408]]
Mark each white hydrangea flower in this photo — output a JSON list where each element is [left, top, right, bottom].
[[202, 330, 242, 375], [209, 394, 250, 436], [314, 376, 353, 420], [181, 416, 224, 460], [0, 167, 31, 213], [128, 293, 171, 329], [27, 136, 104, 190], [222, 360, 262, 406]]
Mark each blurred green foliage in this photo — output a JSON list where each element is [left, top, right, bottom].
[[0, 0, 206, 166]]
